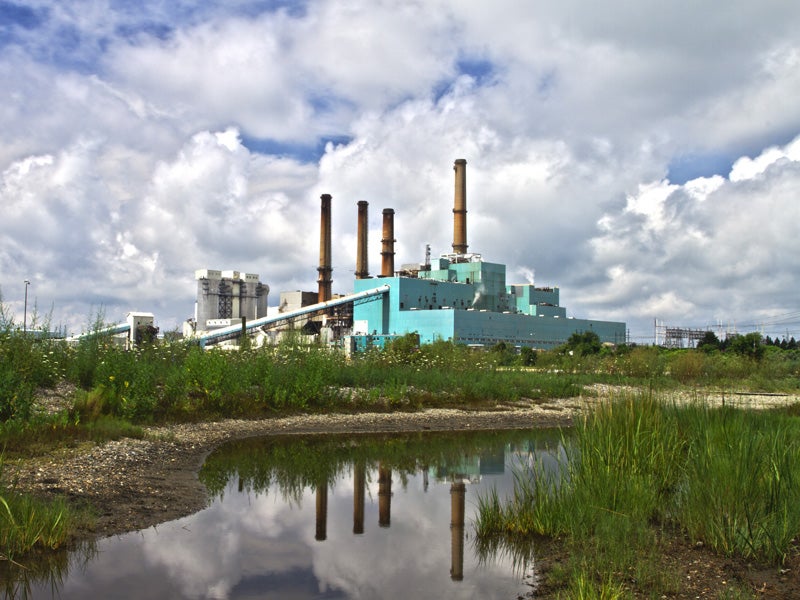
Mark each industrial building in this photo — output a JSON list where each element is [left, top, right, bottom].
[[66, 311, 157, 349], [189, 269, 269, 336], [347, 159, 626, 350], [189, 158, 625, 350]]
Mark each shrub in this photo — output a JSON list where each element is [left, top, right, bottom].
[[668, 351, 706, 384], [619, 346, 664, 379]]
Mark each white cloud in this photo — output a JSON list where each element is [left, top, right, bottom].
[[584, 135, 800, 337], [2, 0, 800, 339]]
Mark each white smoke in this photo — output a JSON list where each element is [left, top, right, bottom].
[[472, 283, 486, 307], [517, 268, 535, 285]]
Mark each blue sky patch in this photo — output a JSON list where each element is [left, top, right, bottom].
[[456, 57, 494, 83], [667, 151, 736, 184], [0, 1, 43, 30], [432, 56, 495, 102], [241, 134, 353, 162], [115, 22, 174, 43]]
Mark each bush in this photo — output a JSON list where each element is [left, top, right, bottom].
[[619, 346, 664, 379], [668, 351, 706, 384], [563, 331, 602, 356]]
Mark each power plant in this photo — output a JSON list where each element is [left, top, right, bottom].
[[347, 159, 626, 350], [188, 158, 626, 350]]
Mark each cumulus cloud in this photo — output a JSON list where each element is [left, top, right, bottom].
[[2, 0, 800, 339], [584, 135, 800, 338]]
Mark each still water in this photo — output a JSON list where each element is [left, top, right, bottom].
[[19, 428, 566, 599]]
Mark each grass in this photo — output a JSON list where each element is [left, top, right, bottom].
[[0, 455, 91, 563], [673, 405, 800, 563], [0, 411, 143, 457], [0, 320, 798, 578], [475, 393, 800, 598]]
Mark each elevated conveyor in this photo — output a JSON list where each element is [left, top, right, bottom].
[[196, 284, 390, 348], [65, 322, 131, 342]]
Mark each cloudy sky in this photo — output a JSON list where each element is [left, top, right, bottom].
[[2, 0, 800, 341]]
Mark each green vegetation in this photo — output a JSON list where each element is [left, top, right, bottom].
[[199, 428, 560, 501], [1, 297, 800, 579], [0, 456, 90, 563], [2, 320, 799, 432], [475, 393, 800, 598]]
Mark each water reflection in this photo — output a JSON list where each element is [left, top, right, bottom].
[[0, 542, 96, 599], [20, 428, 566, 599]]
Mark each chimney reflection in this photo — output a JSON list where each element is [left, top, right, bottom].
[[450, 481, 466, 581], [306, 459, 486, 582], [353, 461, 366, 534], [315, 481, 328, 542], [378, 464, 392, 528]]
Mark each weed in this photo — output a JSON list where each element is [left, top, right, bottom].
[[476, 393, 800, 597]]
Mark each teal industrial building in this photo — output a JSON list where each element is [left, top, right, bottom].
[[351, 257, 625, 350], [345, 159, 626, 351]]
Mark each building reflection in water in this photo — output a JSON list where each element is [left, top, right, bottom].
[[378, 463, 392, 528], [353, 460, 366, 534], [17, 434, 556, 599], [315, 479, 328, 541], [310, 445, 511, 582], [449, 480, 467, 581]]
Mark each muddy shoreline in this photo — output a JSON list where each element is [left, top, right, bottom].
[[8, 400, 578, 540]]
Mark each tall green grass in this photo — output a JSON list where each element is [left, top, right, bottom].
[[3, 315, 800, 428], [1, 333, 588, 423], [0, 457, 85, 561], [476, 393, 800, 597], [674, 405, 800, 562]]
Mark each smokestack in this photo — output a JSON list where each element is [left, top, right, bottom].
[[356, 200, 369, 279], [452, 159, 468, 255], [380, 208, 395, 277], [315, 482, 328, 541], [353, 461, 365, 535], [450, 481, 466, 581], [318, 194, 333, 303], [378, 465, 392, 528]]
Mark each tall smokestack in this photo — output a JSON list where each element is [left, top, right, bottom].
[[452, 158, 468, 255], [450, 481, 466, 581], [318, 193, 333, 303], [380, 208, 395, 277], [378, 464, 392, 528], [356, 200, 369, 279]]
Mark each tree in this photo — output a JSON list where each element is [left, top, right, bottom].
[[726, 332, 764, 360], [696, 331, 721, 353], [518, 346, 537, 366], [490, 341, 517, 366], [564, 330, 602, 356]]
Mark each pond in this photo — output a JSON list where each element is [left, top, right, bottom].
[[15, 428, 567, 599]]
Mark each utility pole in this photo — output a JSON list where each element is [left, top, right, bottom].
[[23, 279, 30, 334]]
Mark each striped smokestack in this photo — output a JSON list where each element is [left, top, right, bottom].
[[380, 208, 395, 277], [356, 200, 369, 279], [452, 158, 468, 255], [317, 193, 332, 303]]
